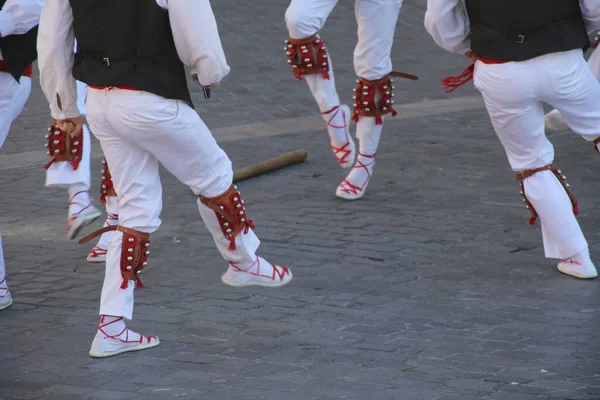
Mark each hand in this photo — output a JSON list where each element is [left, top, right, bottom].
[[464, 50, 477, 62], [54, 116, 84, 138], [191, 73, 220, 88]]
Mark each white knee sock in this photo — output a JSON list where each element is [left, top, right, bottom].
[[68, 184, 91, 215], [304, 59, 346, 147]]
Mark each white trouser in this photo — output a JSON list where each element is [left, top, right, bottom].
[[285, 0, 402, 80], [0, 71, 32, 282], [86, 88, 260, 320], [474, 49, 600, 259], [0, 72, 31, 149], [285, 0, 402, 154], [45, 81, 91, 189]]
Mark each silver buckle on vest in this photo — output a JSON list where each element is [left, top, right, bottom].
[[517, 34, 525, 44], [102, 57, 111, 67]]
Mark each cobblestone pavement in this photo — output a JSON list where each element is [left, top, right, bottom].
[[1, 1, 600, 399]]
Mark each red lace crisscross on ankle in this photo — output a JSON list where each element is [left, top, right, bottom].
[[324, 106, 353, 165], [98, 316, 156, 344], [88, 246, 107, 258], [561, 259, 582, 266], [229, 258, 291, 281], [66, 191, 91, 232], [338, 153, 375, 195], [0, 276, 9, 298], [105, 213, 118, 223]]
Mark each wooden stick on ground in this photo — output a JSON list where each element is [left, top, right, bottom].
[[233, 149, 308, 183]]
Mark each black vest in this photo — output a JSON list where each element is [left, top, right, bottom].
[[70, 0, 193, 107], [0, 0, 38, 82], [466, 0, 589, 62]]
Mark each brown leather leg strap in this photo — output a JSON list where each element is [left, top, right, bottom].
[[550, 168, 579, 216], [390, 71, 419, 80], [79, 225, 118, 244], [515, 165, 553, 181], [516, 165, 553, 225], [118, 226, 150, 289], [516, 164, 579, 225], [200, 185, 255, 250]]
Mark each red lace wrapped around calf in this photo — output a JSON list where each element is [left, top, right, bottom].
[[44, 125, 83, 170], [200, 185, 255, 250], [284, 34, 330, 80], [100, 158, 117, 205], [352, 76, 397, 125]]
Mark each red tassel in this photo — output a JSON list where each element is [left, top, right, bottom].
[[441, 64, 475, 93], [321, 70, 330, 80], [573, 204, 579, 216], [229, 239, 236, 250], [120, 279, 129, 289], [390, 108, 398, 118], [71, 158, 80, 171], [351, 111, 359, 124], [44, 158, 56, 170], [136, 278, 145, 289], [100, 195, 107, 205], [375, 115, 383, 125], [293, 70, 304, 80], [529, 216, 537, 226]]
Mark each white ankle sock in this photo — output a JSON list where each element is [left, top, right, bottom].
[[98, 315, 141, 342], [68, 185, 91, 215], [345, 153, 376, 188], [321, 105, 349, 147], [567, 247, 591, 263]]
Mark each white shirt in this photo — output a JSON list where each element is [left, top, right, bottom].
[[38, 0, 230, 119], [424, 0, 600, 55], [0, 0, 43, 60]]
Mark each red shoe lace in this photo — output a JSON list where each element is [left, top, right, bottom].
[[88, 246, 107, 258], [324, 106, 352, 165], [98, 315, 156, 344], [0, 276, 8, 298], [66, 191, 91, 233], [338, 153, 375, 195], [229, 258, 290, 281], [561, 259, 582, 265]]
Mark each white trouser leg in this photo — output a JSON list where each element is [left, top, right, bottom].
[[286, 0, 341, 113], [474, 52, 591, 259], [540, 50, 600, 147], [46, 81, 91, 188], [87, 89, 164, 320], [0, 73, 31, 150], [353, 0, 403, 81], [353, 0, 402, 152]]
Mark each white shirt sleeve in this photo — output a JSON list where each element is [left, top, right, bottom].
[[160, 0, 231, 86], [424, 0, 471, 55], [37, 0, 79, 119], [581, 0, 600, 35], [0, 0, 43, 38]]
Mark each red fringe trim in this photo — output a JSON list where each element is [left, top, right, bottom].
[[441, 64, 475, 94], [528, 216, 537, 226], [44, 158, 56, 170], [573, 204, 579, 216], [120, 279, 128, 289]]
